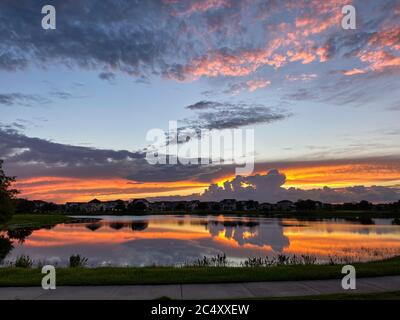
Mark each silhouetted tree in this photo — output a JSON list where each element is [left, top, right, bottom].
[[14, 198, 36, 213], [128, 202, 147, 212], [296, 199, 318, 211], [358, 200, 373, 210], [0, 160, 18, 224], [7, 227, 34, 244]]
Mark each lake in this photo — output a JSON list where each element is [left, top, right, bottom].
[[2, 215, 400, 267]]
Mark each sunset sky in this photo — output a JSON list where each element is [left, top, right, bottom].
[[1, 0, 400, 203]]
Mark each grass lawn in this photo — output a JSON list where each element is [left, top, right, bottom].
[[0, 256, 400, 287]]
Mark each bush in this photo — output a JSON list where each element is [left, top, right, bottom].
[[15, 255, 33, 268], [69, 254, 88, 268]]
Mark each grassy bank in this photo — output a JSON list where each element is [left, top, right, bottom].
[[0, 256, 399, 287], [0, 214, 95, 230]]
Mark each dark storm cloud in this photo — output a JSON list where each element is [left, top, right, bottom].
[[0, 127, 218, 182]]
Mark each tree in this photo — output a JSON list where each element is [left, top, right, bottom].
[[0, 160, 18, 224]]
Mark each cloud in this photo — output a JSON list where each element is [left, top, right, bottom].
[[224, 79, 271, 94], [2, 127, 400, 202], [0, 93, 47, 106], [0, 126, 221, 184], [341, 68, 368, 76], [199, 170, 400, 203], [359, 50, 400, 72], [182, 101, 289, 130], [98, 71, 116, 82], [286, 74, 317, 81], [49, 91, 75, 100], [0, 0, 179, 78], [168, 0, 231, 15]]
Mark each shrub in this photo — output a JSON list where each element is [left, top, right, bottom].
[[69, 254, 88, 268], [15, 255, 33, 268]]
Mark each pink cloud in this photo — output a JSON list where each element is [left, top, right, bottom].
[[246, 79, 271, 92], [287, 49, 316, 64], [359, 50, 400, 72], [341, 68, 368, 76]]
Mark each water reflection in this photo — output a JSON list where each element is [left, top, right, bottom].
[[207, 219, 289, 252], [7, 228, 34, 244], [0, 236, 13, 263], [1, 215, 400, 267]]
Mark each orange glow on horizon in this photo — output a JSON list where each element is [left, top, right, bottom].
[[214, 163, 400, 189], [13, 162, 400, 203]]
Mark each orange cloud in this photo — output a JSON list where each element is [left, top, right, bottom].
[[215, 162, 400, 189], [13, 159, 400, 203], [359, 50, 400, 72], [287, 49, 316, 64], [368, 27, 400, 51], [14, 177, 207, 203]]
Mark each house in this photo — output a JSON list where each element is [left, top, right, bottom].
[[236, 200, 259, 211], [171, 201, 188, 211], [86, 198, 103, 212], [102, 200, 126, 212], [151, 201, 168, 211], [197, 201, 219, 211], [276, 200, 295, 211], [186, 200, 200, 211], [219, 199, 237, 211], [65, 202, 87, 212]]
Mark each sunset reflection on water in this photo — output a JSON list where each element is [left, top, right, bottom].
[[2, 215, 400, 267]]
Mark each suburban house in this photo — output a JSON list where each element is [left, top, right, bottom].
[[259, 202, 273, 211], [219, 199, 237, 211], [276, 200, 295, 211]]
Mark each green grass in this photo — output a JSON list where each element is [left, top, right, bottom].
[[0, 214, 90, 230], [1, 256, 400, 287]]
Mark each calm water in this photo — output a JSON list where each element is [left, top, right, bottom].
[[1, 215, 400, 267]]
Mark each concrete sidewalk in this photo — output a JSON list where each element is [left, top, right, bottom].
[[1, 276, 400, 300]]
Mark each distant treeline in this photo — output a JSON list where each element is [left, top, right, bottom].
[[13, 197, 400, 214]]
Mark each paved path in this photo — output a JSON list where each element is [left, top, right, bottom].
[[1, 276, 400, 300]]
